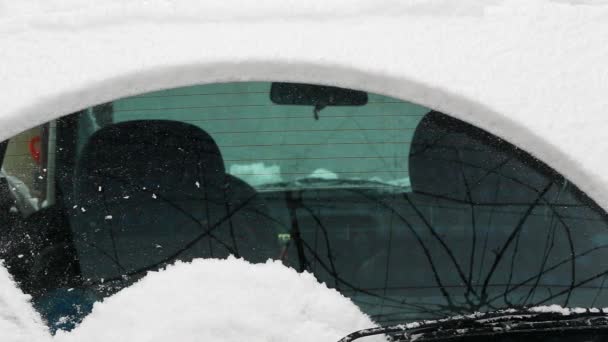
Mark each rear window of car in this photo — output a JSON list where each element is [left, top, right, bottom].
[[1, 82, 608, 333], [82, 82, 428, 188]]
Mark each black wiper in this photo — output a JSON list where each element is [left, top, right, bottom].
[[338, 308, 608, 342]]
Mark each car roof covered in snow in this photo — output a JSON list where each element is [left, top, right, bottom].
[[1, 0, 608, 211]]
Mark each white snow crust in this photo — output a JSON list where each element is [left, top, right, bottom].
[[308, 169, 339, 180], [528, 304, 606, 315], [229, 162, 283, 186], [0, 262, 49, 342], [0, 258, 379, 342], [53, 258, 379, 342]]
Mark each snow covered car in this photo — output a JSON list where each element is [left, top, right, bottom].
[[2, 1, 608, 341]]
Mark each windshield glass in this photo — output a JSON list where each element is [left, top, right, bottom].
[[1, 82, 608, 334]]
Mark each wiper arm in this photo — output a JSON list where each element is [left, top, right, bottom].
[[338, 307, 608, 342]]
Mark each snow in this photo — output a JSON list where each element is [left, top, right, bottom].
[[528, 304, 601, 315], [529, 304, 574, 315], [0, 257, 380, 341], [53, 257, 380, 342], [229, 162, 283, 186], [0, 258, 379, 342], [2, 254, 608, 342], [0, 262, 49, 342], [308, 169, 339, 180]]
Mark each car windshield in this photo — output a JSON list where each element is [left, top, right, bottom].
[[1, 82, 608, 334]]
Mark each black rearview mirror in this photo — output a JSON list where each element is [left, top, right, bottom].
[[270, 82, 368, 107], [270, 82, 368, 120]]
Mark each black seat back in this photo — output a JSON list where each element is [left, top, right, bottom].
[[409, 111, 555, 203], [71, 120, 277, 281], [405, 112, 589, 299]]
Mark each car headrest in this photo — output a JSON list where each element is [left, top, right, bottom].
[[408, 111, 552, 203], [74, 120, 226, 201]]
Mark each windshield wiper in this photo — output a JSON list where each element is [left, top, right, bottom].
[[338, 308, 608, 342]]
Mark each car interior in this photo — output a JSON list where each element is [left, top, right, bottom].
[[1, 82, 608, 332]]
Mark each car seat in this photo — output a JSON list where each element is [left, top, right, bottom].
[[70, 120, 278, 282], [408, 111, 556, 203], [406, 111, 582, 302]]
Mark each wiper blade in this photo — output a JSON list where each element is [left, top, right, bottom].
[[338, 307, 608, 342]]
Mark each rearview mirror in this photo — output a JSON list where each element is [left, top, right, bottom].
[[270, 83, 368, 107]]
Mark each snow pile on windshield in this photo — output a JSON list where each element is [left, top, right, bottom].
[[0, 262, 49, 342], [54, 257, 380, 342]]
